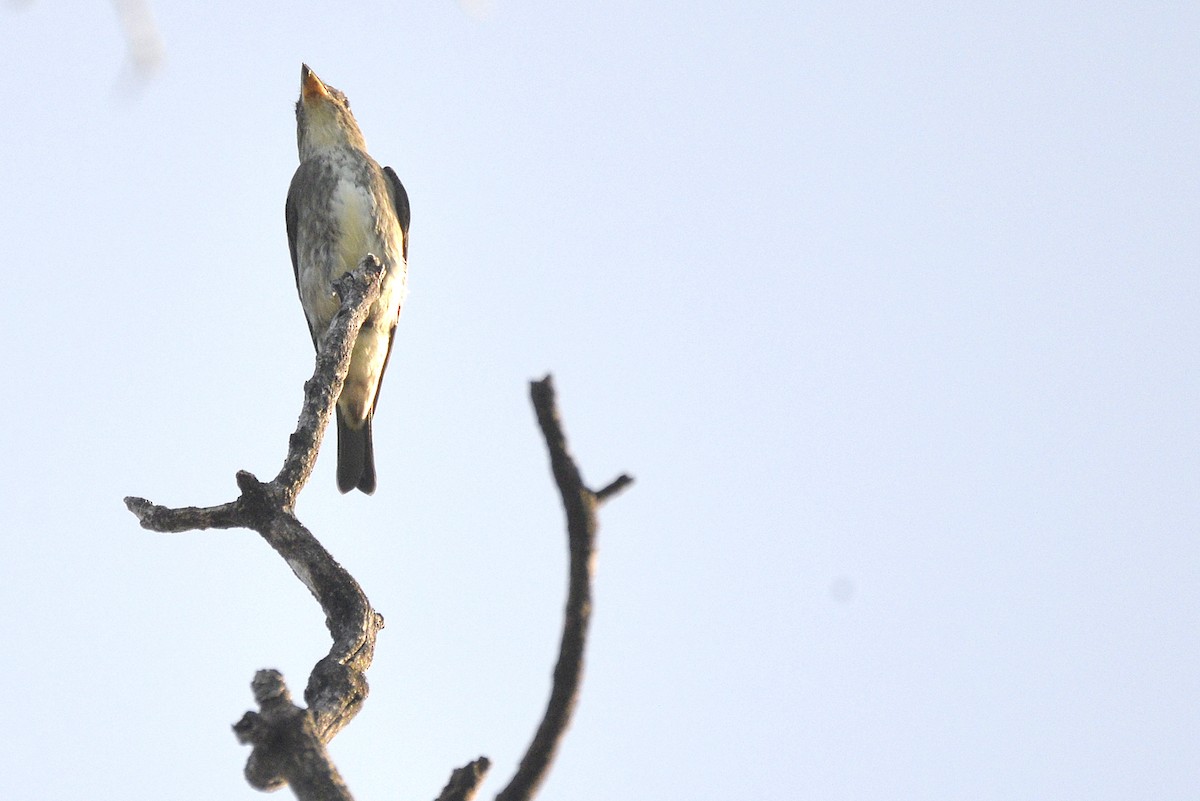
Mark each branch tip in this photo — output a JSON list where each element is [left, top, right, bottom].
[[123, 495, 151, 516], [594, 474, 634, 503], [252, 669, 291, 705], [435, 756, 492, 801]]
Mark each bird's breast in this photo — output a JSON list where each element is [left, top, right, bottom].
[[293, 152, 406, 345], [331, 177, 377, 268]]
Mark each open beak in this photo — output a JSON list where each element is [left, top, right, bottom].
[[301, 64, 331, 102]]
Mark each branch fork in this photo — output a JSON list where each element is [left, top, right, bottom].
[[124, 255, 633, 801]]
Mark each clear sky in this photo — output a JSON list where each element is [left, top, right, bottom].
[[1, 1, 1197, 799]]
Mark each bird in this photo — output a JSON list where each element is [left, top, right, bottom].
[[286, 64, 410, 494]]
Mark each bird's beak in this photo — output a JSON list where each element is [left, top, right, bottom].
[[300, 64, 331, 103]]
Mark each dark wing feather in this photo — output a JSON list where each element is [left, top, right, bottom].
[[369, 165, 409, 415], [285, 178, 302, 296], [285, 169, 319, 348], [383, 165, 410, 260], [370, 321, 399, 417]]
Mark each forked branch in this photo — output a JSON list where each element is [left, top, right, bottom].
[[123, 257, 633, 801], [124, 256, 386, 797], [440, 376, 633, 801]]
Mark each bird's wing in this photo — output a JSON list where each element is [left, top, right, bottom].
[[371, 318, 399, 418], [285, 167, 320, 348], [383, 165, 411, 260], [369, 165, 410, 416], [285, 175, 302, 294]]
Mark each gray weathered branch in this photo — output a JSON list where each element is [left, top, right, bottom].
[[492, 375, 633, 801], [124, 258, 633, 801], [125, 256, 386, 799], [435, 376, 633, 801]]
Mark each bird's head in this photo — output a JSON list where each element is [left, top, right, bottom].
[[295, 64, 367, 158]]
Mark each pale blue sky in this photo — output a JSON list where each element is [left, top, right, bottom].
[[1, 2, 1197, 799]]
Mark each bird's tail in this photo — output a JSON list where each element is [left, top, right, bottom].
[[336, 408, 377, 495]]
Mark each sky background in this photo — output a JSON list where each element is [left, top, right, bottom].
[[1, 1, 1198, 799]]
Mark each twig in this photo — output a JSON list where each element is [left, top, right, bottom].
[[434, 757, 493, 801]]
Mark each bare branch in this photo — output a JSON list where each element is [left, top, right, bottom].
[[123, 496, 240, 532], [492, 375, 635, 801], [594, 474, 634, 504], [234, 670, 353, 799], [123, 256, 385, 799], [126, 270, 633, 801], [435, 757, 492, 801], [275, 258, 385, 504]]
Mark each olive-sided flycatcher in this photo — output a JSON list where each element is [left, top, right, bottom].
[[286, 65, 410, 494]]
